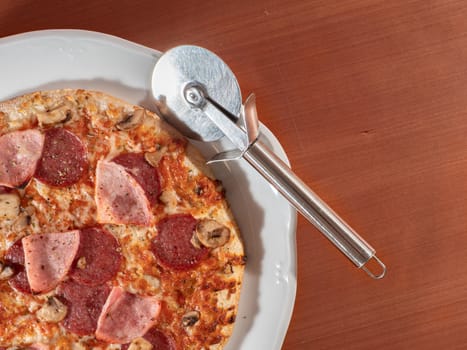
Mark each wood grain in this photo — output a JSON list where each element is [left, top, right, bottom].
[[2, 0, 467, 349]]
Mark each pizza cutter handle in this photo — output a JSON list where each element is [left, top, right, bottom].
[[243, 139, 386, 279]]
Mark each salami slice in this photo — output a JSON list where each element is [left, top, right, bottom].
[[151, 214, 209, 271], [112, 153, 161, 205], [69, 227, 122, 286], [35, 128, 88, 187], [57, 279, 111, 336], [4, 239, 32, 294], [4, 239, 25, 265], [144, 328, 176, 350], [8, 269, 31, 294], [121, 328, 176, 350]]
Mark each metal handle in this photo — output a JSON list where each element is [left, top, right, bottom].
[[243, 139, 386, 279], [179, 84, 385, 279]]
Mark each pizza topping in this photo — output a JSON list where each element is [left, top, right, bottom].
[[4, 239, 24, 265], [144, 147, 167, 168], [36, 296, 68, 323], [116, 109, 146, 130], [122, 328, 176, 350], [35, 128, 88, 187], [36, 103, 73, 126], [57, 279, 111, 336], [69, 227, 122, 286], [127, 337, 153, 350], [140, 328, 176, 350], [159, 189, 179, 207], [0, 129, 44, 188], [0, 261, 14, 280], [22, 230, 80, 293], [152, 214, 209, 271], [8, 269, 31, 294], [190, 231, 202, 250], [195, 219, 231, 248], [143, 274, 161, 290], [112, 153, 161, 206], [4, 239, 32, 294], [95, 160, 152, 226], [95, 286, 161, 344], [10, 205, 34, 233], [76, 256, 86, 269], [181, 310, 200, 327], [0, 192, 20, 220]]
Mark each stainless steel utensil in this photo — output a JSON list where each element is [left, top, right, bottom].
[[151, 45, 386, 279]]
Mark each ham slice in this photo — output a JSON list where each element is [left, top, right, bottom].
[[0, 130, 44, 188], [22, 231, 80, 293], [95, 160, 152, 226], [96, 287, 161, 344]]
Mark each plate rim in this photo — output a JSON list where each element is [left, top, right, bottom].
[[0, 28, 298, 349]]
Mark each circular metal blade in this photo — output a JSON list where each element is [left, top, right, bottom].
[[151, 45, 242, 142]]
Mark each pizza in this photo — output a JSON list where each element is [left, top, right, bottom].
[[0, 89, 245, 350]]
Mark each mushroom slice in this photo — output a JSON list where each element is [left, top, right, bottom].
[[0, 261, 14, 280], [195, 219, 231, 248], [12, 205, 34, 231], [116, 109, 146, 130], [190, 233, 202, 249], [181, 310, 200, 327], [128, 337, 153, 350], [36, 296, 68, 323], [36, 103, 73, 126], [0, 192, 21, 220], [144, 147, 167, 168], [13, 213, 30, 231]]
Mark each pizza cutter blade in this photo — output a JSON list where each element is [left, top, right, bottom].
[[151, 45, 386, 279]]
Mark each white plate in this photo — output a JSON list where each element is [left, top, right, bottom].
[[0, 30, 297, 350]]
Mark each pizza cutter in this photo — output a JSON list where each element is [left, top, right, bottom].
[[151, 45, 386, 279]]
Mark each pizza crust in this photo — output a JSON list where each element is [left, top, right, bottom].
[[0, 89, 245, 349]]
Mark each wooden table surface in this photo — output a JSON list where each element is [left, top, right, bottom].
[[2, 0, 467, 349]]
